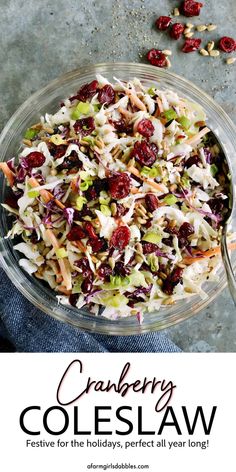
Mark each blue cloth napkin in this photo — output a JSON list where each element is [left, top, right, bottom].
[[0, 268, 181, 353]]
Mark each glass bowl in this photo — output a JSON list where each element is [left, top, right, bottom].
[[0, 63, 236, 335]]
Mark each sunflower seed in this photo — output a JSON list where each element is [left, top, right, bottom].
[[111, 202, 117, 216], [200, 48, 209, 56], [209, 50, 220, 57], [226, 57, 236, 65], [163, 49, 172, 56], [185, 32, 194, 38], [207, 41, 215, 51], [184, 27, 192, 34], [207, 24, 217, 31], [196, 24, 207, 32]]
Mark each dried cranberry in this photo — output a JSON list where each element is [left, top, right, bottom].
[[98, 85, 115, 105], [50, 144, 68, 160], [155, 16, 172, 31], [97, 263, 113, 281], [24, 152, 46, 168], [131, 140, 157, 167], [145, 194, 159, 212], [88, 237, 107, 253], [115, 203, 127, 218], [67, 226, 87, 241], [74, 117, 95, 136], [162, 267, 183, 295], [4, 190, 19, 209], [137, 119, 155, 138], [76, 80, 99, 102], [182, 38, 201, 53], [94, 177, 109, 193], [74, 257, 92, 277], [112, 119, 133, 134], [162, 237, 173, 247], [172, 267, 184, 283], [73, 206, 93, 221], [179, 222, 194, 239], [185, 155, 201, 168], [219, 36, 236, 53], [147, 49, 167, 68], [114, 261, 131, 277], [59, 151, 82, 170], [81, 275, 93, 294], [84, 222, 98, 239], [142, 242, 159, 254], [165, 221, 179, 235], [110, 226, 131, 250], [180, 0, 203, 17], [85, 186, 98, 201], [208, 198, 224, 215], [170, 23, 185, 40], [108, 172, 131, 199], [69, 294, 79, 307]]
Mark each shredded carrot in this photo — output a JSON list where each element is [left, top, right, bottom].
[[70, 178, 78, 193], [127, 165, 166, 193], [128, 165, 140, 178], [156, 98, 163, 114], [57, 286, 72, 295], [73, 240, 86, 252], [45, 229, 72, 290], [182, 242, 236, 265], [0, 162, 15, 187], [185, 127, 210, 145], [28, 177, 65, 209]]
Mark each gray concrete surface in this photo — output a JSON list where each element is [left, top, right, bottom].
[[0, 0, 236, 351]]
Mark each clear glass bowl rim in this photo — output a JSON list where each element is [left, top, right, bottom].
[[0, 62, 236, 336]]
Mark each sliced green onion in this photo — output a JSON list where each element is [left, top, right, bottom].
[[82, 136, 95, 145], [27, 190, 40, 199], [50, 134, 66, 146], [100, 205, 111, 216], [129, 271, 147, 288], [102, 294, 129, 308], [177, 116, 191, 130], [99, 191, 111, 205], [149, 167, 160, 178], [71, 101, 90, 120], [55, 248, 68, 259], [93, 104, 101, 112], [75, 196, 87, 211], [79, 180, 93, 191], [142, 232, 162, 244], [163, 194, 178, 205], [24, 128, 38, 140], [210, 164, 218, 177], [140, 166, 151, 177], [181, 173, 191, 188], [164, 109, 178, 121], [147, 254, 159, 272], [147, 87, 156, 97]]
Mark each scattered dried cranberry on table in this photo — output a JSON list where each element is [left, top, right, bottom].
[[146, 49, 167, 68], [156, 16, 172, 31], [182, 38, 202, 53]]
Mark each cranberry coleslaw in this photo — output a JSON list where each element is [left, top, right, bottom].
[[0, 75, 230, 321]]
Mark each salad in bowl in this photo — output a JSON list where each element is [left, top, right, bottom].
[[0, 74, 230, 323]]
